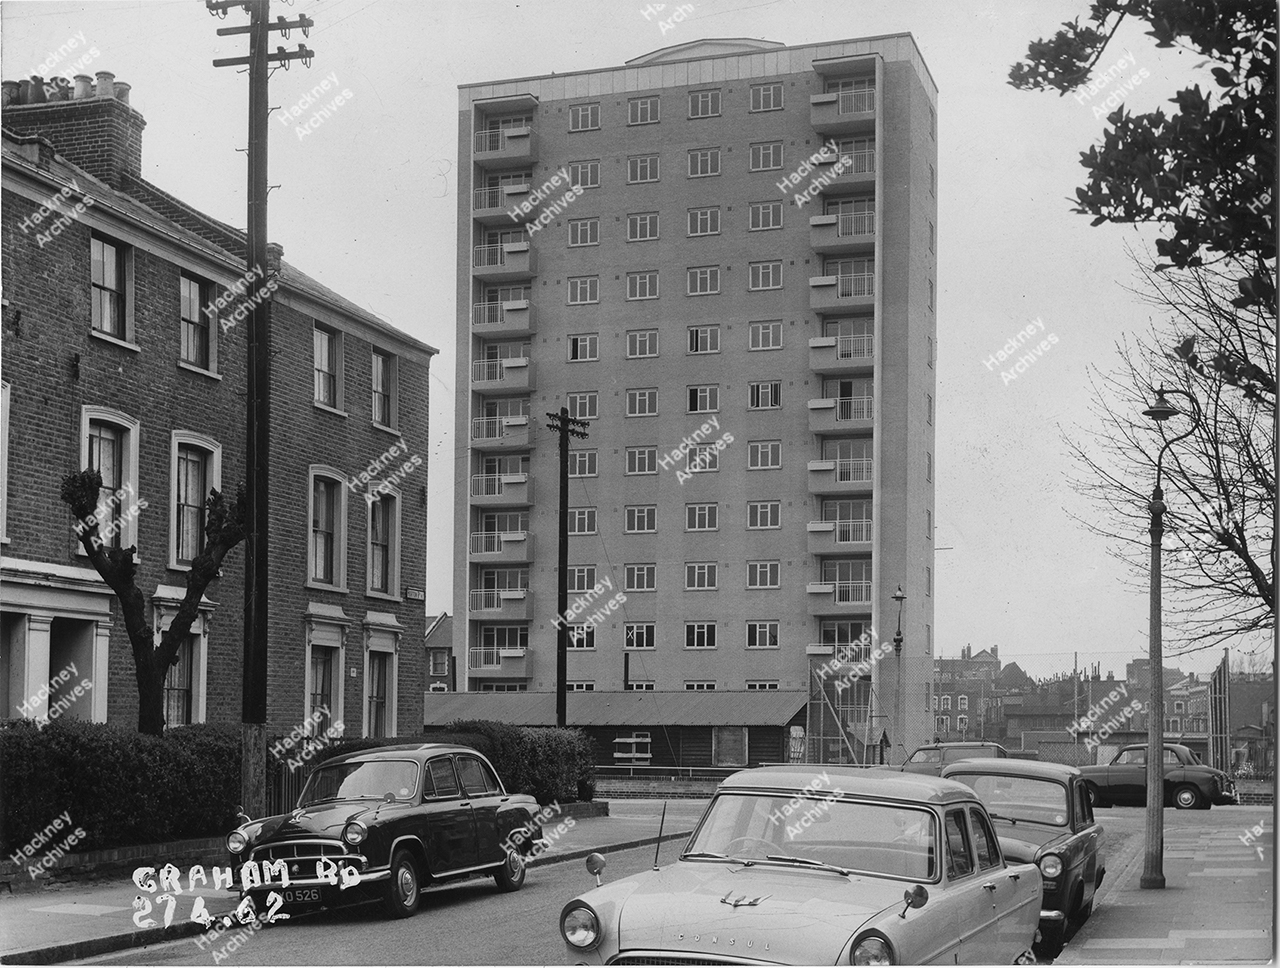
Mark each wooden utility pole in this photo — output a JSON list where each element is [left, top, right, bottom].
[[208, 0, 314, 817], [545, 408, 588, 727]]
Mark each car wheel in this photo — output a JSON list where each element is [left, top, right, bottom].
[[493, 844, 526, 893], [382, 848, 421, 919], [1085, 782, 1107, 808], [1173, 784, 1203, 810], [1074, 898, 1093, 924]]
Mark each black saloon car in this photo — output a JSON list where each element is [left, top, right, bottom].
[[226, 744, 543, 919], [900, 742, 1010, 775], [943, 759, 1104, 954], [1078, 743, 1237, 809]]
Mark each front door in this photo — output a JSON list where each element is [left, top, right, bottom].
[[456, 754, 505, 864], [943, 807, 1001, 964], [424, 756, 479, 872], [1107, 748, 1146, 804], [970, 807, 1034, 957], [1074, 779, 1101, 903]]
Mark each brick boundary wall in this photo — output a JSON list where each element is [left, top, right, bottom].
[[0, 835, 227, 894]]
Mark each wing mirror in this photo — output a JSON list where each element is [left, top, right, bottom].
[[235, 804, 251, 826], [383, 792, 396, 803], [585, 852, 607, 887], [899, 884, 928, 918]]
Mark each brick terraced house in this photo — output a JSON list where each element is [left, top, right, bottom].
[[0, 72, 436, 737]]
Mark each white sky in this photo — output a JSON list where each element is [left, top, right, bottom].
[[3, 0, 1252, 679]]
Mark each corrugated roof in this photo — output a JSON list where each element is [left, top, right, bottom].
[[422, 691, 807, 728]]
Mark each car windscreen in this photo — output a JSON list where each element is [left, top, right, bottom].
[[686, 792, 937, 881], [949, 773, 1068, 826], [908, 749, 941, 763], [299, 759, 420, 806], [944, 747, 996, 761]]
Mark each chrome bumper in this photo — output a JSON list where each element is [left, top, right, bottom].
[[1039, 909, 1066, 922]]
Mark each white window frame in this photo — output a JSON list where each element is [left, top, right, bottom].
[[568, 449, 598, 478], [748, 381, 781, 410], [568, 507, 597, 535], [747, 440, 782, 469], [568, 218, 599, 247], [749, 320, 783, 350], [628, 96, 660, 125], [568, 333, 599, 361], [750, 82, 783, 112], [567, 565, 597, 593], [687, 385, 719, 413], [370, 349, 398, 431], [746, 681, 779, 691], [688, 207, 720, 236], [747, 500, 781, 529], [567, 391, 598, 421], [686, 443, 719, 473], [628, 155, 660, 184], [626, 388, 658, 417], [627, 212, 660, 242], [687, 325, 720, 353], [688, 89, 721, 118], [626, 505, 657, 533], [304, 604, 349, 741], [685, 562, 718, 590], [685, 623, 717, 649], [568, 102, 600, 132], [178, 271, 218, 375], [168, 431, 223, 571], [625, 623, 656, 649], [89, 232, 136, 347], [749, 142, 783, 171], [749, 261, 783, 291], [687, 148, 721, 178], [685, 681, 717, 691], [366, 485, 402, 600], [627, 330, 659, 358], [749, 201, 783, 231], [625, 563, 657, 592], [362, 614, 400, 738], [567, 276, 599, 305], [626, 447, 658, 475], [746, 621, 779, 649], [747, 561, 780, 588], [686, 266, 720, 296], [685, 503, 718, 531], [568, 160, 600, 189], [151, 592, 210, 725], [627, 271, 659, 301], [78, 406, 141, 555], [313, 322, 345, 413], [307, 464, 349, 591]]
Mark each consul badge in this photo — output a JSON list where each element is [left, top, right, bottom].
[[719, 891, 770, 907]]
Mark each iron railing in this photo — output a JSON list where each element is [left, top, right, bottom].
[[835, 334, 874, 359], [837, 212, 874, 236], [834, 457, 873, 482], [834, 273, 874, 298], [834, 396, 874, 421], [838, 88, 875, 114]]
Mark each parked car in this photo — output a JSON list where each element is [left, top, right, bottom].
[[559, 767, 1041, 965], [900, 742, 1011, 776], [942, 758, 1104, 954], [226, 743, 544, 919], [1077, 743, 1238, 810]]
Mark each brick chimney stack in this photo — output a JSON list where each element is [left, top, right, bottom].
[[1, 71, 145, 189]]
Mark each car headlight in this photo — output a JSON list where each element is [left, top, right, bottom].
[[851, 934, 895, 966], [226, 830, 248, 854], [1039, 854, 1063, 879], [342, 820, 368, 846], [561, 904, 601, 950]]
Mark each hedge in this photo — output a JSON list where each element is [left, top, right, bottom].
[[445, 720, 595, 804], [0, 719, 240, 856]]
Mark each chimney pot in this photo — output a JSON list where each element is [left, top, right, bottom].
[[18, 79, 31, 104], [74, 75, 93, 99], [266, 242, 284, 273], [113, 81, 131, 105], [28, 76, 47, 103], [95, 71, 115, 98]]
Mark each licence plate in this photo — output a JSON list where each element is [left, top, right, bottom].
[[283, 888, 321, 904]]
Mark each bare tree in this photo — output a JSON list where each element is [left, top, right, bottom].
[[1065, 258, 1274, 652], [60, 470, 247, 736]]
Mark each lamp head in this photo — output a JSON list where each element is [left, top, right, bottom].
[[892, 585, 906, 604], [1142, 388, 1179, 423]]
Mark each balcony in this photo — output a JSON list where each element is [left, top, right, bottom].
[[467, 645, 528, 679], [809, 211, 875, 254], [811, 151, 876, 196], [473, 183, 531, 226], [469, 530, 533, 564], [472, 299, 535, 337], [810, 273, 874, 314], [808, 458, 873, 495], [809, 334, 874, 375], [471, 414, 530, 451], [808, 396, 874, 434], [468, 587, 532, 621], [810, 89, 876, 136], [471, 357, 533, 395], [807, 519, 873, 555], [473, 126, 537, 170], [806, 581, 873, 616], [806, 642, 875, 680], [472, 242, 536, 283], [470, 473, 533, 507]]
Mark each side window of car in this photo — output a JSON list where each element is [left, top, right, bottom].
[[1118, 749, 1144, 765], [1163, 749, 1180, 764], [420, 764, 437, 801], [944, 809, 974, 879], [969, 808, 1001, 870], [429, 758, 461, 798], [475, 757, 504, 794], [457, 756, 492, 797], [1076, 782, 1093, 825]]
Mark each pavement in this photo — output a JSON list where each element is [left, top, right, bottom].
[[0, 799, 707, 966], [1056, 803, 1276, 964]]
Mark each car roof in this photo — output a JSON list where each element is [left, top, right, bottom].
[[915, 742, 1007, 751], [720, 765, 981, 805], [941, 758, 1080, 781], [320, 743, 481, 767]]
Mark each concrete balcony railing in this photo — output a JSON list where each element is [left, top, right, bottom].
[[470, 473, 532, 506], [467, 645, 528, 678], [472, 242, 536, 282], [809, 334, 874, 374], [472, 299, 534, 336], [470, 414, 530, 450], [809, 211, 875, 254], [806, 580, 873, 615], [810, 89, 876, 136], [468, 530, 533, 563], [810, 272, 874, 313], [807, 519, 873, 555], [473, 183, 530, 224], [810, 151, 876, 196], [467, 587, 532, 620], [808, 396, 874, 434], [473, 126, 537, 169], [471, 357, 533, 394], [807, 458, 873, 496]]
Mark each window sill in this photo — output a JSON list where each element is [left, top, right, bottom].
[[178, 360, 222, 381], [89, 330, 140, 353], [313, 401, 348, 418], [370, 421, 400, 438], [306, 580, 349, 594], [366, 589, 403, 603]]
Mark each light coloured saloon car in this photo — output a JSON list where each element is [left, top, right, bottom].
[[560, 767, 1042, 965]]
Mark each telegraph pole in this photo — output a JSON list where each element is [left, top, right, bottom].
[[545, 408, 588, 727], [208, 0, 314, 817]]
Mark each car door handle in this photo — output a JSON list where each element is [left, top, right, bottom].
[[500, 796, 510, 803], [1007, 872, 1020, 882], [982, 882, 997, 892], [460, 801, 471, 807]]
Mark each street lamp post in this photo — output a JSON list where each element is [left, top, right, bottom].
[[891, 585, 906, 763], [1139, 387, 1202, 890]]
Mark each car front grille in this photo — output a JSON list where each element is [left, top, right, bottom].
[[611, 953, 775, 966], [250, 839, 361, 874]]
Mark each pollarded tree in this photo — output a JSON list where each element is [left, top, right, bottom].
[[60, 470, 247, 736], [1009, 1, 1276, 315], [1065, 257, 1274, 650]]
